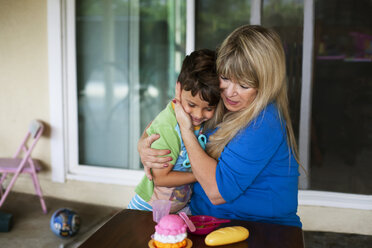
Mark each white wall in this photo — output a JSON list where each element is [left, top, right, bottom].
[[1, 0, 371, 236]]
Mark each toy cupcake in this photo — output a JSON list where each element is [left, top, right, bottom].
[[149, 214, 192, 248]]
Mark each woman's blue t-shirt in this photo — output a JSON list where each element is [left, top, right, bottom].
[[189, 103, 302, 228]]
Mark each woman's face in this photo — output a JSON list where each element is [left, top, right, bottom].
[[219, 76, 257, 112]]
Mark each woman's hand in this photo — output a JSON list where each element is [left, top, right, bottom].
[[138, 131, 172, 180], [173, 82, 193, 132]]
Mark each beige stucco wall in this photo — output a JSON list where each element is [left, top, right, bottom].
[[1, 0, 371, 236], [299, 205, 372, 236], [0, 0, 50, 165]]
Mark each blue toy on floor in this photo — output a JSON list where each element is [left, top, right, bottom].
[[50, 208, 80, 238]]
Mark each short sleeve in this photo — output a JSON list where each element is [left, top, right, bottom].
[[146, 123, 180, 166], [215, 108, 285, 202]]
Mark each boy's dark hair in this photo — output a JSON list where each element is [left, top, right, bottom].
[[177, 49, 220, 106]]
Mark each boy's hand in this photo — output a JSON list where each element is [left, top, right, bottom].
[[174, 82, 193, 132]]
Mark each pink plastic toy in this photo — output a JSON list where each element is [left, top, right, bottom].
[[188, 215, 231, 235], [179, 212, 196, 232], [155, 214, 187, 236], [150, 214, 192, 247], [152, 199, 171, 223]]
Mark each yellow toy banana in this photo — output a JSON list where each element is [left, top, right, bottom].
[[205, 226, 249, 246]]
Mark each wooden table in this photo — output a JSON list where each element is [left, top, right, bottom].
[[79, 209, 304, 248]]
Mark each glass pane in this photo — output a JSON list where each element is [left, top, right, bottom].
[[195, 0, 251, 50], [76, 0, 186, 169], [311, 0, 372, 194], [76, 1, 131, 168], [139, 0, 186, 132], [262, 0, 304, 141]]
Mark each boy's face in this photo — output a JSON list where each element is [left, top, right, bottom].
[[180, 90, 216, 126]]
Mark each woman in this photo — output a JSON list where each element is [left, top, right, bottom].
[[138, 25, 302, 228]]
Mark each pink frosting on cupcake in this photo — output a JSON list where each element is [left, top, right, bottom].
[[155, 214, 187, 235]]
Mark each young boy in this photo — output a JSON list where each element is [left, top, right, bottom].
[[128, 49, 220, 213]]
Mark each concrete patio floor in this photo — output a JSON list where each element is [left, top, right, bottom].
[[0, 192, 120, 248]]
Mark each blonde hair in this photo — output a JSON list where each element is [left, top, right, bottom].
[[205, 25, 300, 165]]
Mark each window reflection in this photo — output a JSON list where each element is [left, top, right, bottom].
[[76, 0, 186, 169], [311, 0, 372, 194], [195, 0, 251, 50], [76, 1, 131, 168], [139, 0, 186, 133], [262, 0, 304, 141]]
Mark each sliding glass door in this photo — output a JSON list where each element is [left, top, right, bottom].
[[75, 0, 186, 170], [310, 0, 372, 194], [68, 0, 372, 197]]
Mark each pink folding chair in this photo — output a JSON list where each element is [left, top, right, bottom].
[[0, 120, 47, 213]]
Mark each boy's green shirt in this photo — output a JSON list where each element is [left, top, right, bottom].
[[135, 102, 181, 201]]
